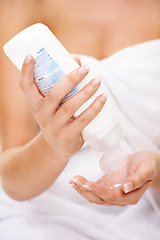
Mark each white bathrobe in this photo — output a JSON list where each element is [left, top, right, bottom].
[[0, 40, 160, 240]]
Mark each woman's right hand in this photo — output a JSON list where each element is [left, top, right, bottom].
[[19, 55, 107, 162]]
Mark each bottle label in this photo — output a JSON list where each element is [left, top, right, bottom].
[[33, 48, 79, 103]]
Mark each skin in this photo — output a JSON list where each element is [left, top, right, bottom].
[[0, 0, 160, 204], [70, 151, 160, 206]]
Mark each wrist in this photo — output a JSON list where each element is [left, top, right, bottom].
[[35, 132, 70, 163]]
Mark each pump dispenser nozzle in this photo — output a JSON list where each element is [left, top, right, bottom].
[[99, 148, 128, 173]]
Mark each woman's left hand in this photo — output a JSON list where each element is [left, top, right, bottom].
[[69, 151, 157, 206]]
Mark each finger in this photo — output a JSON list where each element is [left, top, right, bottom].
[[38, 65, 90, 120], [68, 93, 107, 135], [69, 176, 105, 205], [78, 184, 126, 206], [122, 163, 154, 194], [120, 181, 152, 205], [81, 180, 123, 203], [53, 78, 101, 128], [94, 179, 151, 205], [92, 180, 151, 206], [72, 176, 151, 206], [80, 179, 150, 206], [70, 176, 126, 206], [74, 57, 81, 66], [20, 54, 43, 113]]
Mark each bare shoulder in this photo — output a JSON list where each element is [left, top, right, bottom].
[[0, 0, 40, 152], [0, 0, 43, 35]]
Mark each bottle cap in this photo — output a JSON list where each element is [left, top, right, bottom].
[[85, 121, 125, 152], [99, 148, 128, 173]]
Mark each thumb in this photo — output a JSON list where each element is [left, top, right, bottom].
[[20, 54, 35, 88], [19, 54, 43, 113], [122, 164, 153, 194]]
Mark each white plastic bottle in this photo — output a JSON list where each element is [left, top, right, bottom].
[[3, 23, 127, 172]]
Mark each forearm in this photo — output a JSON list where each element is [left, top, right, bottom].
[[0, 132, 69, 201], [151, 153, 160, 193]]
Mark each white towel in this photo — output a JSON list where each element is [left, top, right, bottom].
[[0, 40, 160, 240]]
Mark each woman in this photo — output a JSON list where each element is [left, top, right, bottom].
[[0, 0, 160, 239]]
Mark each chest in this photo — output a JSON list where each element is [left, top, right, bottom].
[[42, 0, 160, 59]]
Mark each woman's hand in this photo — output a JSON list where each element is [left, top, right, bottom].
[[69, 151, 157, 206], [20, 55, 107, 162]]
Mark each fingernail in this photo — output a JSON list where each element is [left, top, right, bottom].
[[72, 178, 82, 186], [91, 77, 101, 86], [99, 93, 108, 102], [24, 54, 32, 64], [124, 182, 133, 193], [78, 65, 90, 75], [74, 56, 81, 61], [82, 185, 92, 191], [69, 183, 77, 189]]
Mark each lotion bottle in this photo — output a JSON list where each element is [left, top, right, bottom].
[[3, 23, 127, 172]]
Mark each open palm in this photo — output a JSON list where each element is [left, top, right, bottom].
[[70, 151, 156, 206]]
